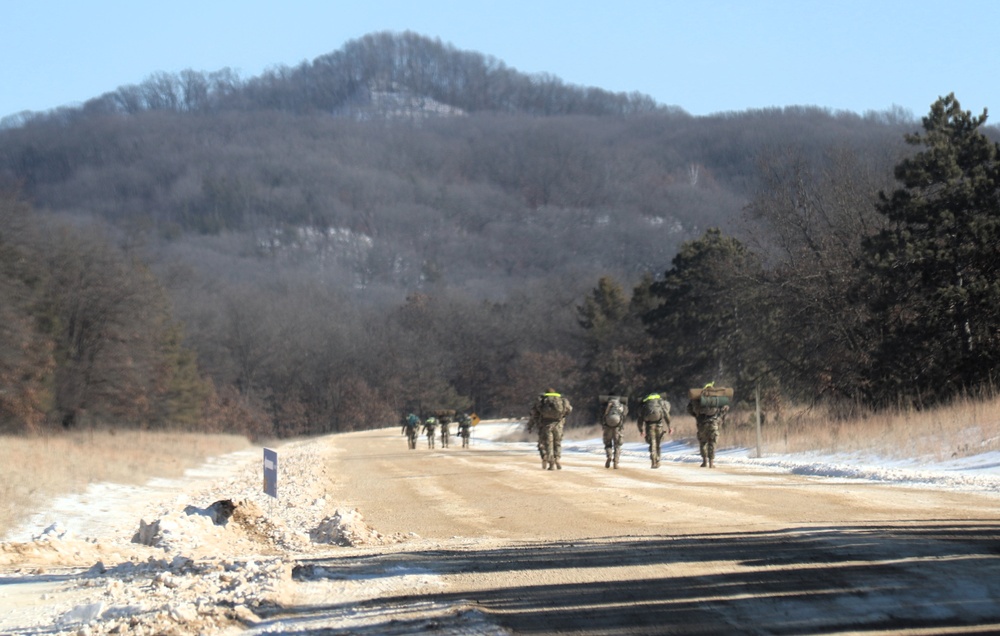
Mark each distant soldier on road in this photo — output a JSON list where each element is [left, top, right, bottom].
[[637, 393, 672, 469], [422, 415, 438, 449], [688, 383, 730, 468], [528, 389, 572, 470], [402, 413, 420, 450], [438, 411, 453, 448], [601, 396, 628, 469], [457, 413, 474, 448]]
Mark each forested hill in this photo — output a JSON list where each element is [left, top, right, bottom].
[[8, 30, 666, 123], [5, 32, 993, 439], [0, 32, 912, 291]]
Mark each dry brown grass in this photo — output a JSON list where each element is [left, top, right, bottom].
[[0, 429, 252, 537], [560, 395, 1000, 461], [716, 395, 1000, 460]]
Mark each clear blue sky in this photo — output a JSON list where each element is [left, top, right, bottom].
[[3, 0, 999, 122]]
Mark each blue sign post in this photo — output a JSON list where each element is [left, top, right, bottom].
[[263, 448, 278, 498]]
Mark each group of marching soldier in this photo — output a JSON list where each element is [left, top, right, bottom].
[[524, 384, 730, 471], [401, 383, 730, 470], [402, 410, 475, 450]]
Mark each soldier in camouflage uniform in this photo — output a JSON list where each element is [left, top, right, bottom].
[[422, 415, 438, 449], [457, 413, 473, 448], [687, 399, 728, 468], [402, 413, 420, 450], [601, 396, 628, 469], [527, 389, 572, 470], [637, 393, 672, 469], [439, 412, 452, 448]]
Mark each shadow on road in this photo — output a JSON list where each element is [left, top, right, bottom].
[[252, 521, 1000, 634]]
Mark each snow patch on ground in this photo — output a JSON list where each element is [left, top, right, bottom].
[[503, 421, 1000, 497]]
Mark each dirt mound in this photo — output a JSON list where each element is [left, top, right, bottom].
[[0, 522, 110, 566], [133, 498, 307, 556], [309, 507, 406, 546]]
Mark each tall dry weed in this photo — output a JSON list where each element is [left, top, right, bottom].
[[717, 395, 1000, 460], [561, 395, 1000, 462], [0, 430, 251, 537]]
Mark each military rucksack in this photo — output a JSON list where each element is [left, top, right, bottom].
[[640, 396, 669, 423], [538, 394, 566, 420], [604, 400, 624, 426], [688, 385, 733, 409]]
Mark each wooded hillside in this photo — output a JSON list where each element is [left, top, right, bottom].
[[1, 32, 996, 437]]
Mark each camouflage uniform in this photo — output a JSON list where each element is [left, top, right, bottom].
[[439, 414, 452, 448], [457, 414, 473, 448], [687, 401, 729, 468], [637, 394, 671, 469], [422, 416, 438, 449], [402, 413, 420, 450], [601, 397, 628, 469], [528, 391, 572, 470]]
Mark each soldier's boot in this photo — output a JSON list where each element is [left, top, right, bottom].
[[605, 449, 612, 469], [700, 457, 708, 467], [613, 449, 620, 469], [555, 459, 562, 470], [709, 458, 715, 468]]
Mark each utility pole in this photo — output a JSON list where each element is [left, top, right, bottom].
[[755, 382, 763, 458]]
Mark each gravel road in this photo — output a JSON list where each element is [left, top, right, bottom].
[[3, 423, 1000, 634]]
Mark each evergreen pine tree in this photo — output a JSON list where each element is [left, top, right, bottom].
[[863, 94, 1000, 404], [642, 228, 760, 395]]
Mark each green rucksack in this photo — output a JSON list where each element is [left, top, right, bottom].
[[640, 395, 669, 423], [538, 394, 566, 420]]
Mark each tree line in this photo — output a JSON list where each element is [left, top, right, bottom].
[[3, 94, 997, 437], [0, 31, 662, 124]]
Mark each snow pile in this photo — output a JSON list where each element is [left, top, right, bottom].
[[0, 439, 341, 635], [310, 507, 405, 546], [132, 498, 308, 555], [51, 554, 288, 635]]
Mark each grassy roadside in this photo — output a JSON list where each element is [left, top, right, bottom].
[[721, 395, 1000, 461], [0, 430, 253, 538], [560, 394, 1000, 462]]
